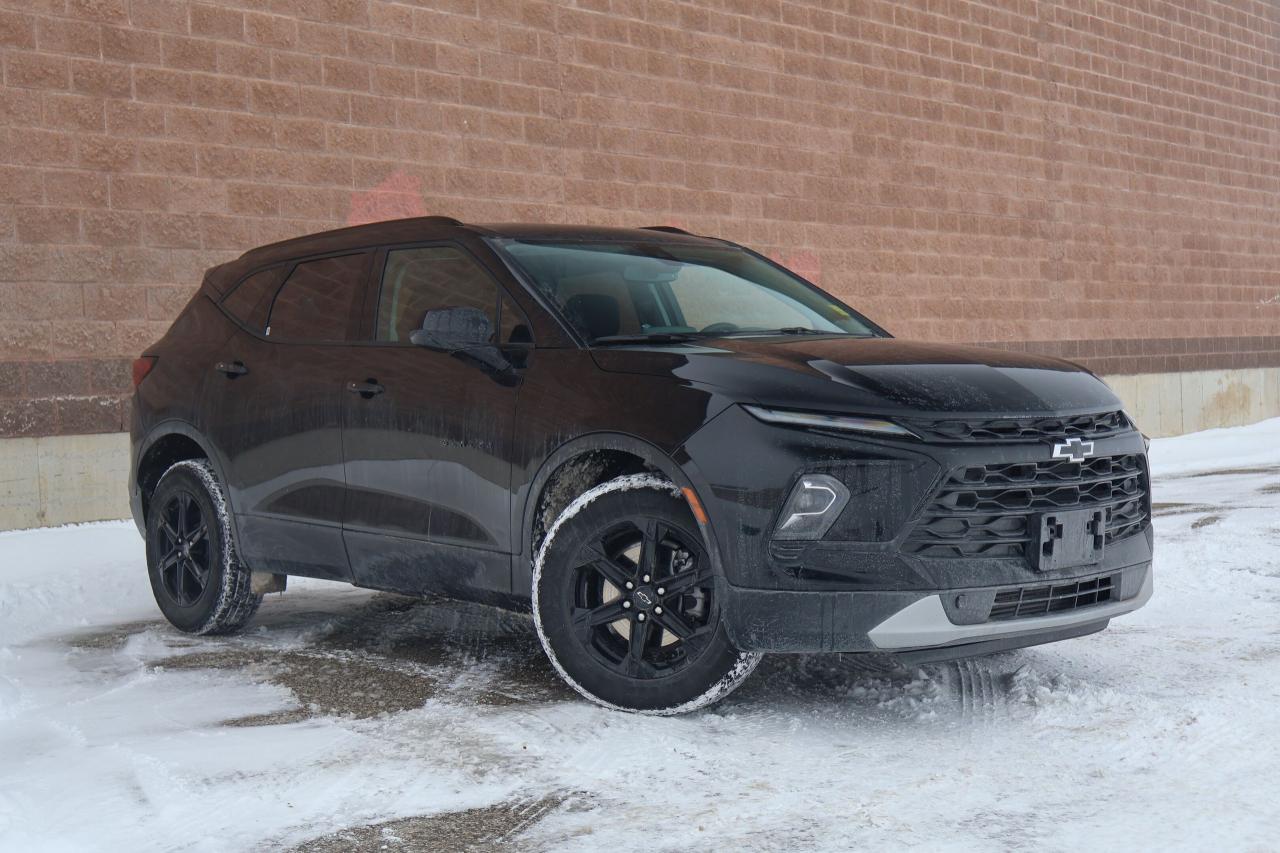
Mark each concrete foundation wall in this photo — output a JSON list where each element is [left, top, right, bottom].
[[1106, 366, 1280, 439], [0, 432, 131, 531], [3, 365, 1278, 531]]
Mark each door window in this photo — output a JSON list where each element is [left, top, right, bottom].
[[376, 246, 498, 343], [268, 253, 369, 341]]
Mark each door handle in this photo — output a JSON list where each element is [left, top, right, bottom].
[[346, 379, 385, 398], [215, 361, 248, 377]]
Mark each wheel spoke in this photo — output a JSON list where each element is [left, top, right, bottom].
[[659, 567, 709, 597], [579, 543, 633, 588], [188, 518, 208, 546], [624, 617, 653, 676], [183, 559, 205, 596], [158, 550, 180, 572], [174, 554, 186, 599], [638, 519, 661, 576], [652, 607, 698, 641], [159, 517, 180, 545], [570, 600, 627, 638]]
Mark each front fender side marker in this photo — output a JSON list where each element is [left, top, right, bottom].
[[681, 487, 709, 525]]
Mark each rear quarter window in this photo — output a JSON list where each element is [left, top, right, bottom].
[[221, 267, 286, 332]]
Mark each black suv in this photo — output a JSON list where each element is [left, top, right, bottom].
[[129, 217, 1153, 714]]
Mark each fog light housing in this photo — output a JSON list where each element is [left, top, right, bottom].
[[773, 474, 850, 540]]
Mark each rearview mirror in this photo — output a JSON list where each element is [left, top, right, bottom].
[[409, 307, 493, 351]]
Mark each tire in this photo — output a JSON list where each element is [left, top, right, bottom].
[[145, 459, 261, 635], [532, 474, 761, 714]]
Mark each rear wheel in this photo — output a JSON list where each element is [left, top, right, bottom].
[[532, 475, 760, 714], [145, 459, 261, 635]]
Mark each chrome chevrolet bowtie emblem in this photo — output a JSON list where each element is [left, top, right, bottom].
[[1052, 437, 1096, 462]]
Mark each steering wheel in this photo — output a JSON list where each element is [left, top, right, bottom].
[[699, 322, 739, 335]]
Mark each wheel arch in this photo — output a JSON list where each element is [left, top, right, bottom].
[[514, 432, 725, 596], [135, 420, 235, 526]]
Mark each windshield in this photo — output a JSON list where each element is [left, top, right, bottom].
[[492, 239, 882, 343]]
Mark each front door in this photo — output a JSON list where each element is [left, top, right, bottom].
[[204, 252, 372, 581], [341, 244, 526, 600]]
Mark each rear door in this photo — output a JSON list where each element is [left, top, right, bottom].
[[340, 243, 526, 600], [205, 251, 372, 581]]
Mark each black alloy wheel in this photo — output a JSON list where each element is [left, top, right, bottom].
[[145, 459, 262, 635], [570, 517, 717, 679], [153, 490, 211, 607], [533, 477, 760, 714]]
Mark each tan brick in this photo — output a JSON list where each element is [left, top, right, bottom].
[[34, 16, 101, 56], [134, 67, 192, 103], [0, 10, 36, 49], [42, 92, 106, 132], [82, 209, 142, 245], [67, 0, 129, 24], [0, 166, 45, 205], [244, 11, 296, 48], [76, 133, 137, 170], [190, 3, 242, 40], [6, 52, 70, 90], [104, 100, 165, 136], [16, 207, 81, 244], [128, 0, 188, 33], [191, 72, 248, 109], [161, 34, 218, 71], [109, 174, 172, 210], [321, 56, 369, 91], [6, 128, 77, 166], [70, 59, 133, 98], [102, 25, 161, 63], [44, 169, 109, 207]]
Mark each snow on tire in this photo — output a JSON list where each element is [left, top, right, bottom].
[[145, 459, 262, 635], [532, 474, 762, 715]]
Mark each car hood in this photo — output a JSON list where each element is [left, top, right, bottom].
[[589, 336, 1121, 418]]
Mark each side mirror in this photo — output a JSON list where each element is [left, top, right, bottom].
[[409, 306, 493, 351], [409, 306, 518, 384]]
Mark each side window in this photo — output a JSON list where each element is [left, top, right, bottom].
[[499, 292, 532, 344], [376, 246, 497, 343], [221, 267, 284, 331], [268, 253, 369, 342]]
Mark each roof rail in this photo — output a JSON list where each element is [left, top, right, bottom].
[[421, 215, 464, 226], [641, 225, 694, 236]]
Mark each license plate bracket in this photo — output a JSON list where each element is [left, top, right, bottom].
[[1031, 508, 1106, 571]]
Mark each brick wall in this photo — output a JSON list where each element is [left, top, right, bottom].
[[2, 0, 1278, 438]]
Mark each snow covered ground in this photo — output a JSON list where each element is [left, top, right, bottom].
[[2, 420, 1279, 852]]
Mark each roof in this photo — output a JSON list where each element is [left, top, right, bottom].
[[204, 216, 727, 294]]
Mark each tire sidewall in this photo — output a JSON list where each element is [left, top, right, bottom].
[[145, 461, 233, 633], [532, 475, 760, 714]]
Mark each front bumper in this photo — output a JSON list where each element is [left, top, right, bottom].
[[720, 561, 1151, 655]]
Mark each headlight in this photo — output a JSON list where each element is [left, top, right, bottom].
[[742, 405, 919, 438], [774, 474, 850, 540]]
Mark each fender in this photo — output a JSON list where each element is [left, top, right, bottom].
[[132, 419, 247, 555], [511, 431, 728, 597]]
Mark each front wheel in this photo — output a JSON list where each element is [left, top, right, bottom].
[[145, 459, 261, 635], [532, 475, 760, 714]]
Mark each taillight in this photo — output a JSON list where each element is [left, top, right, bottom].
[[132, 356, 157, 388]]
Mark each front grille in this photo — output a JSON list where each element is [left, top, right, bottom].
[[988, 574, 1115, 621], [904, 453, 1149, 559], [902, 410, 1130, 443]]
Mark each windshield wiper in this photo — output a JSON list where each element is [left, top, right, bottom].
[[590, 333, 701, 346], [774, 327, 835, 335]]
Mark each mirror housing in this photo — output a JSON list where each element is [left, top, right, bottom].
[[409, 306, 493, 351], [410, 306, 518, 383]]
